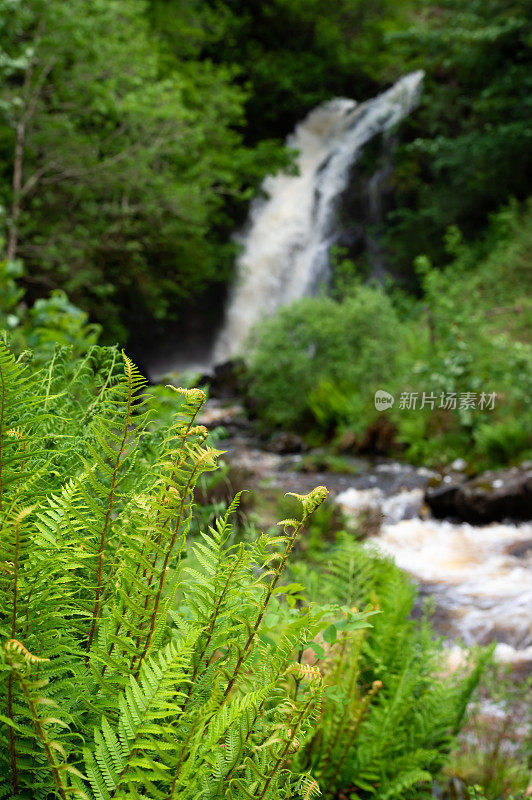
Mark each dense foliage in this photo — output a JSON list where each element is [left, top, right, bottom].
[[0, 0, 285, 339], [0, 0, 529, 340], [291, 537, 488, 799], [381, 0, 532, 277], [148, 0, 408, 142], [248, 201, 532, 467]]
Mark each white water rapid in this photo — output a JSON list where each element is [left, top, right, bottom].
[[214, 70, 424, 363], [336, 483, 532, 668]]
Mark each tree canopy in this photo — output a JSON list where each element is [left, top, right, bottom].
[[0, 0, 530, 338]]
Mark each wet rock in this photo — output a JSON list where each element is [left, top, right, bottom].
[[455, 466, 532, 524], [425, 480, 466, 519], [426, 465, 532, 524], [506, 539, 532, 558], [267, 431, 309, 455], [197, 401, 248, 431]]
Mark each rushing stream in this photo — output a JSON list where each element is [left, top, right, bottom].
[[200, 401, 532, 670]]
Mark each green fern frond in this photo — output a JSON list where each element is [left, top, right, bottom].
[[85, 635, 197, 798]]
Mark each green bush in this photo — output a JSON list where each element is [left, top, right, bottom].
[[247, 286, 401, 432], [1, 257, 101, 360]]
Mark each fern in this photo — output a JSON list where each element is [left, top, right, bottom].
[[0, 342, 484, 799], [0, 343, 337, 799]]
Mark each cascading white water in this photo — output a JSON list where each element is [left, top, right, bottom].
[[374, 518, 532, 660], [336, 483, 532, 665], [214, 71, 424, 363]]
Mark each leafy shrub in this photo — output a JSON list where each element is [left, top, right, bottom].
[[1, 257, 101, 360], [247, 286, 401, 432]]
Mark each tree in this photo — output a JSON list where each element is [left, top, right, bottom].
[[148, 0, 411, 143], [0, 0, 268, 339], [381, 0, 532, 277]]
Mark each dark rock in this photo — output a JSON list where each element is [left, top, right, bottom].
[[455, 466, 532, 524], [425, 477, 467, 519], [267, 432, 309, 455], [198, 358, 246, 399], [426, 465, 532, 524], [197, 402, 248, 432]]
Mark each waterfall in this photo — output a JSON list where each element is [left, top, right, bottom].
[[214, 71, 424, 363]]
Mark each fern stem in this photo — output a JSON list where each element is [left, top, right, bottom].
[[293, 647, 304, 702], [222, 521, 301, 702], [223, 698, 267, 785], [101, 440, 195, 677], [121, 421, 204, 670], [319, 630, 365, 777], [86, 359, 133, 652], [43, 348, 58, 411], [78, 347, 118, 425], [256, 695, 315, 800], [106, 402, 206, 671], [0, 355, 6, 512], [171, 524, 309, 796], [169, 717, 199, 797], [15, 669, 69, 800], [10, 516, 21, 639], [132, 451, 212, 674], [7, 675, 19, 794], [322, 679, 382, 797], [181, 554, 242, 711], [6, 515, 22, 793]]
